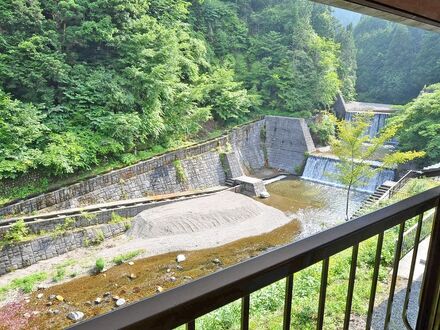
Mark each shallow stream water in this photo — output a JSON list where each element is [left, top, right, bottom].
[[257, 176, 368, 238], [2, 177, 369, 329]]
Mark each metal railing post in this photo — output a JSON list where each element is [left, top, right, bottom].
[[416, 199, 440, 329]]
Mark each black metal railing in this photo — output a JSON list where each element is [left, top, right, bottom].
[[387, 170, 420, 199], [71, 186, 440, 330]]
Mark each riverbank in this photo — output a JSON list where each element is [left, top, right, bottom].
[[0, 220, 300, 329]]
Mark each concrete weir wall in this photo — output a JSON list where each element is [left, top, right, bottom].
[[0, 116, 315, 217]]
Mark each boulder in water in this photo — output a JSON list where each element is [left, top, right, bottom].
[[67, 311, 84, 322], [260, 191, 270, 198]]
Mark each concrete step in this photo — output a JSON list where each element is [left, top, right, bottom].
[[225, 179, 235, 187]]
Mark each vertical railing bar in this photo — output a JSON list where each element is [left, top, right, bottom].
[[402, 213, 424, 330], [416, 201, 440, 330], [317, 258, 329, 330], [283, 274, 294, 330], [384, 222, 406, 329], [343, 244, 359, 330], [366, 232, 384, 330], [241, 295, 250, 330], [186, 320, 196, 330]]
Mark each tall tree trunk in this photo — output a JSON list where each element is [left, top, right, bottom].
[[345, 183, 352, 221]]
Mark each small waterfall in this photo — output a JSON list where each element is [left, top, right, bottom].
[[301, 155, 395, 193], [345, 113, 389, 138]]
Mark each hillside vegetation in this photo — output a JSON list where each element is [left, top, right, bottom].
[[0, 0, 355, 183], [354, 16, 440, 104], [1, 1, 439, 203]]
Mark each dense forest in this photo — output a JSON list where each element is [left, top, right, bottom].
[[354, 16, 440, 104], [0, 0, 439, 191], [0, 0, 355, 181]]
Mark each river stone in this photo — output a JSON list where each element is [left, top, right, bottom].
[[95, 297, 102, 304], [176, 254, 186, 263], [260, 191, 270, 198], [212, 258, 221, 265], [115, 298, 126, 307], [67, 311, 84, 322]]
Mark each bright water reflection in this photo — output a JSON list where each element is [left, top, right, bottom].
[[258, 176, 368, 239]]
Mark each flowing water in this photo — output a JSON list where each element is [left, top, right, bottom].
[[302, 155, 395, 193], [345, 112, 388, 138], [345, 112, 398, 144], [258, 176, 368, 238], [6, 177, 368, 329]]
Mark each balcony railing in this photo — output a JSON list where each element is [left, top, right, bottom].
[[71, 185, 440, 330]]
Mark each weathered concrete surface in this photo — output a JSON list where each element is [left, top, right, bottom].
[[265, 116, 316, 173], [222, 152, 244, 178], [233, 176, 268, 197], [0, 117, 315, 217]]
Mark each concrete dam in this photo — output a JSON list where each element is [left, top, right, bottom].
[[0, 115, 398, 275], [0, 116, 316, 217]]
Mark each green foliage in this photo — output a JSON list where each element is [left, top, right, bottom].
[[51, 217, 76, 237], [197, 67, 257, 123], [309, 111, 336, 146], [0, 0, 250, 179], [112, 249, 145, 265], [173, 160, 187, 183], [110, 212, 128, 224], [81, 212, 97, 222], [109, 212, 132, 230], [0, 90, 45, 179], [52, 267, 66, 283], [354, 16, 440, 104], [197, 175, 432, 329], [93, 230, 105, 245], [329, 113, 424, 219], [52, 259, 76, 283], [0, 272, 48, 296], [391, 84, 440, 165], [2, 220, 29, 245], [0, 0, 360, 190], [95, 258, 105, 273]]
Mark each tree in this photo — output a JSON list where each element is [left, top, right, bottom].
[[0, 0, 359, 183], [354, 15, 440, 104], [0, 90, 46, 179], [392, 84, 440, 165], [329, 112, 425, 220]]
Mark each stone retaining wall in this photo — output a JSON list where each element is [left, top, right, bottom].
[[0, 196, 207, 238], [0, 222, 127, 275], [0, 117, 316, 217]]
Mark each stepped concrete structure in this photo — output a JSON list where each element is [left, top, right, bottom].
[[0, 116, 315, 218], [0, 116, 317, 273], [333, 93, 398, 140]]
